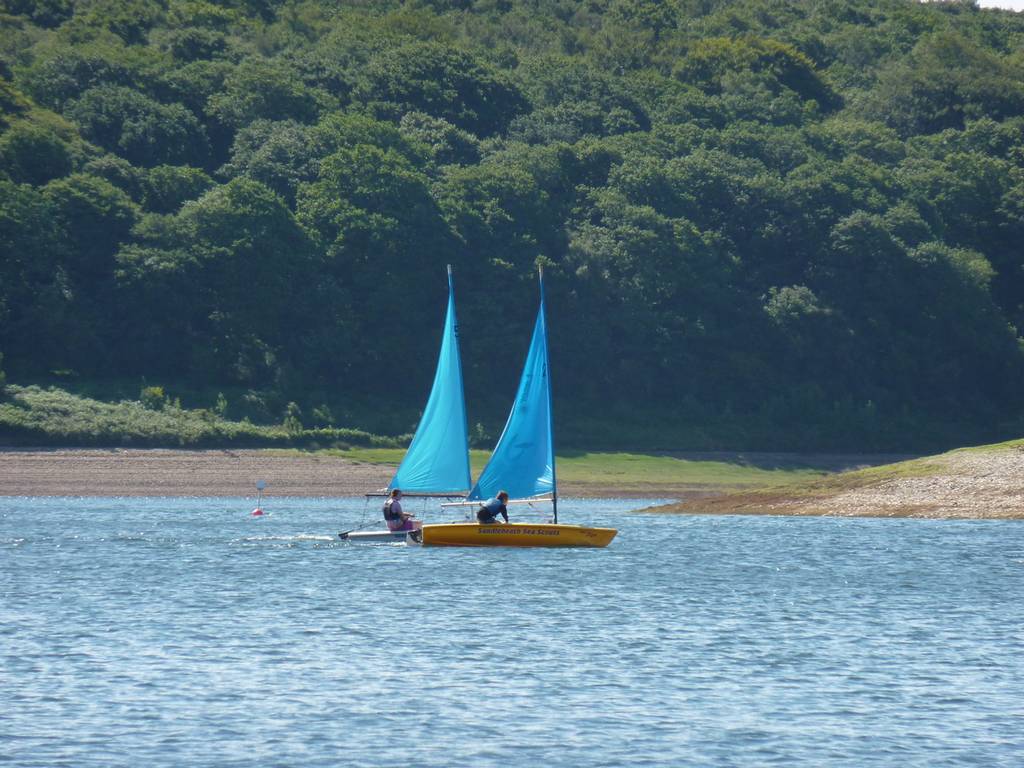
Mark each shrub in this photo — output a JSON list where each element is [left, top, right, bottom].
[[140, 385, 165, 409], [282, 401, 303, 436], [0, 385, 401, 448]]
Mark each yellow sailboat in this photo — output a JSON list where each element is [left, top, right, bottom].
[[412, 521, 616, 548], [413, 268, 617, 548]]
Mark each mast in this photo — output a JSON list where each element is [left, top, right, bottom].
[[540, 265, 558, 524], [451, 263, 472, 494]]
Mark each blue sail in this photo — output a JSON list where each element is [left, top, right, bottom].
[[468, 275, 555, 501], [388, 268, 471, 494]]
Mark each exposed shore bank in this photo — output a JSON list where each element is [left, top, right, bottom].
[[0, 448, 391, 497], [647, 442, 1024, 520], [0, 447, 885, 499], [6, 446, 1017, 519]]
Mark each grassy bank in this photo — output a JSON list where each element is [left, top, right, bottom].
[[294, 447, 860, 495], [0, 385, 400, 448]]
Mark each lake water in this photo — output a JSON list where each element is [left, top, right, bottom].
[[2, 497, 1022, 767]]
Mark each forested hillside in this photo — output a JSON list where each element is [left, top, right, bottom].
[[2, 0, 1024, 450]]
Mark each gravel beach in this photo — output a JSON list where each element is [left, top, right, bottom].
[[649, 445, 1024, 519]]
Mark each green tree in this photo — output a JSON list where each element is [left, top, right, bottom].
[[398, 112, 479, 165], [310, 112, 424, 162], [222, 113, 430, 207], [509, 101, 619, 145], [219, 120, 319, 205], [81, 154, 147, 202], [354, 41, 529, 136], [67, 85, 209, 168], [143, 165, 215, 214], [297, 145, 439, 260], [0, 180, 67, 371], [17, 42, 162, 111], [43, 173, 137, 281], [117, 178, 320, 383], [565, 187, 745, 403], [296, 144, 448, 388], [516, 55, 649, 128], [156, 27, 229, 62], [593, 0, 681, 70], [865, 31, 1024, 137], [674, 36, 842, 123], [283, 401, 303, 435], [206, 58, 325, 129], [437, 162, 555, 269], [159, 59, 235, 164], [160, 59, 234, 118], [63, 0, 167, 44], [0, 0, 74, 28], [0, 122, 74, 185]]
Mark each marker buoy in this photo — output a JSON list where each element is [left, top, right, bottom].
[[252, 480, 267, 517]]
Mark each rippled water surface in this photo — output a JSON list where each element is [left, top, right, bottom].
[[2, 497, 1023, 767]]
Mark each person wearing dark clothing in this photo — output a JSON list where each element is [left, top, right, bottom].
[[476, 491, 510, 524]]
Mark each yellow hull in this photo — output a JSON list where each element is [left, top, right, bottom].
[[415, 522, 617, 548]]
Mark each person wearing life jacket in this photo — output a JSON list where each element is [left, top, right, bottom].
[[383, 489, 420, 531], [476, 491, 510, 524]]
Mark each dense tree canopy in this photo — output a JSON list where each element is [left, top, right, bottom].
[[2, 0, 1024, 450]]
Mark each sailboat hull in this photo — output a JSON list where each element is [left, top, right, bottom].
[[414, 523, 617, 548], [340, 529, 411, 543]]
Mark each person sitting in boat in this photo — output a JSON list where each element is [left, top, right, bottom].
[[383, 489, 420, 531], [476, 491, 510, 524]]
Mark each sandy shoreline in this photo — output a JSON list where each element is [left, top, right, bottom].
[[0, 448, 393, 498], [0, 447, 673, 499]]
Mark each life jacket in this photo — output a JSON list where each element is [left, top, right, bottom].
[[382, 498, 401, 521]]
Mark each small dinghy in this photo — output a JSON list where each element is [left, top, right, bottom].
[[339, 265, 471, 543]]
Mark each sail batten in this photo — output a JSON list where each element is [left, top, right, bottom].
[[388, 268, 471, 494], [468, 273, 554, 502]]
